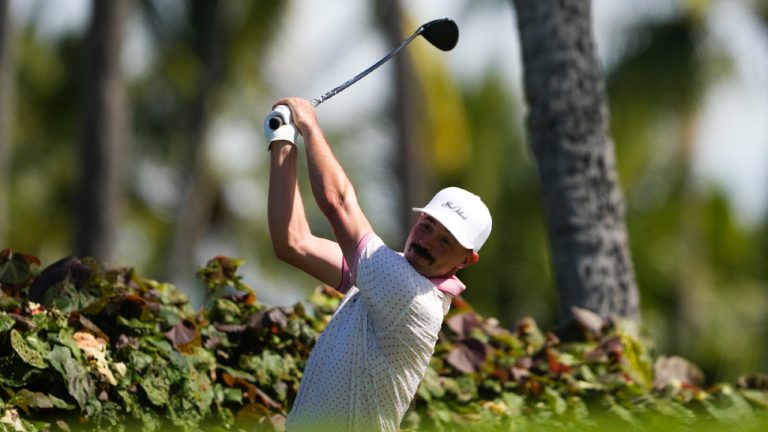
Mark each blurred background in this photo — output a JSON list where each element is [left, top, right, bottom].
[[1, 0, 766, 383]]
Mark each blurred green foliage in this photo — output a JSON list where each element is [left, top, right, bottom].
[[605, 6, 768, 383], [1, 251, 767, 431]]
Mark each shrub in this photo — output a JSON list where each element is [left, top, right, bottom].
[[0, 250, 766, 431]]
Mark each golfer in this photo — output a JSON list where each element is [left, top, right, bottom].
[[265, 97, 492, 431]]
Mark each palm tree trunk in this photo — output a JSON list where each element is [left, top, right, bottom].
[[513, 0, 640, 323], [167, 0, 226, 282], [76, 0, 130, 261], [0, 0, 14, 245]]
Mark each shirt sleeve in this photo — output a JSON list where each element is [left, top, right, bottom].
[[336, 257, 351, 294]]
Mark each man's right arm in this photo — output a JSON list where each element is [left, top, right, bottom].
[[267, 141, 345, 288]]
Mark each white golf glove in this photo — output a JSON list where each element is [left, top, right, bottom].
[[264, 105, 298, 148]]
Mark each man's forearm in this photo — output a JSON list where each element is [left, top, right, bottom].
[[267, 143, 309, 259], [302, 124, 355, 216]]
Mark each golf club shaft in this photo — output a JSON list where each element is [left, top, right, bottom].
[[267, 18, 458, 131], [268, 29, 423, 130], [309, 30, 423, 107]]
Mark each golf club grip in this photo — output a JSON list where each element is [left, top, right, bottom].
[[268, 116, 283, 130], [266, 105, 291, 130], [267, 99, 318, 130]]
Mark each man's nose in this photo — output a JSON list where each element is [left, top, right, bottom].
[[420, 235, 437, 250]]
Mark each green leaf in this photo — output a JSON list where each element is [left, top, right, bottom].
[[117, 316, 156, 334], [223, 388, 243, 404], [197, 256, 253, 295], [127, 349, 154, 371], [14, 389, 75, 411], [48, 394, 77, 410], [41, 282, 83, 313], [10, 329, 47, 369], [240, 350, 296, 388], [602, 395, 636, 424], [544, 387, 568, 415], [46, 345, 94, 410], [145, 337, 173, 358], [0, 312, 15, 334], [649, 398, 696, 423], [740, 389, 768, 408], [56, 329, 82, 361], [185, 367, 214, 414], [620, 333, 653, 390], [218, 364, 256, 382], [209, 298, 242, 324], [702, 385, 754, 422], [152, 280, 192, 307], [0, 250, 40, 286], [140, 366, 171, 406], [158, 305, 183, 329], [417, 367, 445, 401]]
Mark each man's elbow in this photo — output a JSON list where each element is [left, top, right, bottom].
[[271, 239, 293, 262], [271, 236, 305, 266], [317, 190, 352, 222], [271, 242, 292, 263]]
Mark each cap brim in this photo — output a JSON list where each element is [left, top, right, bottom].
[[412, 207, 474, 251]]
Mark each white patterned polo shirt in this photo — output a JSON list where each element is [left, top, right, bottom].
[[285, 233, 464, 431]]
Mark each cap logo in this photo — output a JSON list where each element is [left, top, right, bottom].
[[441, 201, 468, 220]]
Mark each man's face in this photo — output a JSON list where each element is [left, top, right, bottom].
[[404, 214, 476, 278]]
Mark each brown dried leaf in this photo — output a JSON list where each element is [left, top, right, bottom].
[[570, 306, 607, 339], [446, 338, 488, 373], [584, 336, 624, 363], [653, 355, 705, 390], [164, 320, 199, 352], [445, 312, 481, 340]]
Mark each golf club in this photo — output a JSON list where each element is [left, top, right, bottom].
[[267, 18, 459, 130]]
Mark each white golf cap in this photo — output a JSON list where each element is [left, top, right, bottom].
[[412, 187, 492, 252]]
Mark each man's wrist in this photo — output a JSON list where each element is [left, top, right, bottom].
[[300, 123, 322, 144], [268, 140, 296, 154]]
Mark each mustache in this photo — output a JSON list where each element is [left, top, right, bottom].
[[410, 244, 435, 264]]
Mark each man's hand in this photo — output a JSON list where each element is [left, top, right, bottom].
[[273, 98, 320, 137], [264, 105, 298, 148]]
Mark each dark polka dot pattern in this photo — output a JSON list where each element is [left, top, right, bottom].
[[286, 235, 452, 431]]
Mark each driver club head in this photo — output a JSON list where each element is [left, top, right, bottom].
[[419, 18, 459, 51]]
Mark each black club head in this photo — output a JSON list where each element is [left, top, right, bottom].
[[420, 18, 459, 51]]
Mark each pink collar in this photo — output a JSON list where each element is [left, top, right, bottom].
[[429, 275, 465, 297]]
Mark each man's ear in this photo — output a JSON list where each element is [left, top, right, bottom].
[[461, 252, 480, 268]]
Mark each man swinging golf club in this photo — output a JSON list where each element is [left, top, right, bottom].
[[266, 97, 492, 431]]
